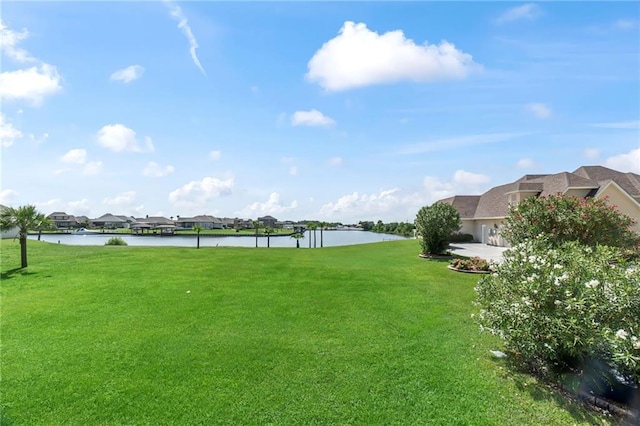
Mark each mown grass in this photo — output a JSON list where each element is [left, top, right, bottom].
[[0, 239, 610, 425]]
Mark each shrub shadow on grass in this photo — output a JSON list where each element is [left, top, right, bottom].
[[1, 268, 37, 281], [494, 356, 621, 425]]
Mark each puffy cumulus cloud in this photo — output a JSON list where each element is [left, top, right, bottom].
[[495, 3, 543, 24], [97, 124, 154, 153], [103, 191, 137, 206], [169, 176, 234, 210], [319, 188, 430, 223], [0, 64, 62, 106], [527, 103, 551, 119], [143, 161, 175, 177], [0, 21, 63, 106], [83, 161, 102, 176], [210, 150, 221, 161], [34, 198, 91, 216], [60, 148, 87, 164], [110, 65, 144, 83], [0, 113, 23, 147], [306, 21, 479, 92], [604, 148, 640, 173], [237, 192, 298, 217], [291, 109, 335, 127], [583, 148, 601, 160], [423, 169, 491, 201], [0, 189, 19, 205]]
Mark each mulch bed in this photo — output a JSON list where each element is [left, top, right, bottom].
[[447, 265, 491, 274]]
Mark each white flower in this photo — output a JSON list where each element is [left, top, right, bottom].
[[632, 337, 640, 350], [553, 264, 563, 269], [585, 280, 599, 289], [615, 329, 628, 340], [554, 300, 561, 306]]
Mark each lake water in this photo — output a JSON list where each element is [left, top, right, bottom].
[[28, 230, 409, 248]]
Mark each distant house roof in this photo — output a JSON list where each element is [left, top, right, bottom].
[[93, 213, 126, 223], [143, 216, 174, 225], [116, 215, 136, 223], [439, 166, 640, 219], [177, 215, 223, 224], [258, 215, 277, 220]]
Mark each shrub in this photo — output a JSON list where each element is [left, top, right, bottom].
[[450, 257, 491, 272], [449, 232, 474, 243], [502, 194, 639, 249], [414, 203, 461, 255], [105, 237, 128, 246], [475, 238, 640, 382]]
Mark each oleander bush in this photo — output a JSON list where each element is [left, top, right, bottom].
[[105, 237, 128, 246], [414, 202, 461, 255], [450, 256, 491, 272], [475, 238, 640, 383], [502, 194, 639, 249]]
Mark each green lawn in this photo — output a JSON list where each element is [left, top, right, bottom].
[[0, 239, 609, 425]]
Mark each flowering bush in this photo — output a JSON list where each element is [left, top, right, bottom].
[[475, 238, 640, 382], [502, 195, 639, 250], [450, 257, 492, 272]]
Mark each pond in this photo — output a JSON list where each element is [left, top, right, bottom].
[[28, 230, 409, 248]]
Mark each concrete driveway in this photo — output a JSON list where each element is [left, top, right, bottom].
[[448, 243, 508, 263]]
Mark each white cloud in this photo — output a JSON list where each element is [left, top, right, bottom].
[[60, 148, 87, 164], [165, 2, 206, 75], [0, 64, 63, 106], [0, 113, 23, 147], [328, 156, 343, 166], [604, 148, 640, 173], [291, 109, 335, 127], [0, 21, 36, 63], [103, 191, 137, 206], [583, 148, 601, 160], [527, 103, 551, 119], [495, 4, 543, 24], [453, 170, 491, 185], [169, 176, 234, 209], [0, 189, 19, 205], [110, 65, 144, 83], [97, 124, 154, 153], [237, 192, 298, 217], [589, 121, 639, 129], [517, 158, 537, 169], [289, 166, 298, 176], [210, 150, 221, 160], [306, 21, 479, 92], [83, 161, 102, 176], [34, 198, 91, 216], [143, 161, 175, 177], [319, 188, 424, 222]]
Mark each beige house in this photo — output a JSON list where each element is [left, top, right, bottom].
[[439, 166, 640, 247]]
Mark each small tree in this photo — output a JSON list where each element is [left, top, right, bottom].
[[253, 220, 261, 248], [264, 227, 274, 248], [0, 205, 49, 268], [414, 202, 461, 255], [194, 225, 202, 249], [290, 232, 304, 248], [502, 194, 639, 249]]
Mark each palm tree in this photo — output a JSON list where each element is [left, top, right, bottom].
[[194, 225, 202, 249], [307, 222, 318, 248], [253, 220, 261, 248], [264, 227, 274, 248], [36, 216, 54, 241], [319, 221, 326, 248], [290, 232, 304, 248], [0, 205, 48, 268]]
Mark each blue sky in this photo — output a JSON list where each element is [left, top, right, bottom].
[[1, 1, 638, 223]]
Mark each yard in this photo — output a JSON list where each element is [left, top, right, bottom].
[[0, 239, 610, 424]]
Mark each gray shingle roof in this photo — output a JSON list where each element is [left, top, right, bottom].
[[438, 196, 480, 218]]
